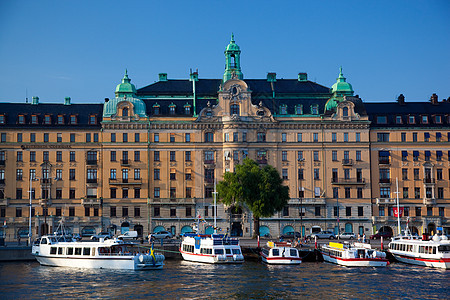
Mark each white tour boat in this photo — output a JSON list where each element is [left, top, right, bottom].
[[388, 231, 450, 269], [32, 234, 165, 270], [320, 242, 389, 267], [260, 241, 302, 265], [180, 233, 244, 264]]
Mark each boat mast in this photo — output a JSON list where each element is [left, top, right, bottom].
[[213, 179, 217, 234], [395, 177, 401, 235]]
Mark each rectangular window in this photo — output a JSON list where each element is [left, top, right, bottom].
[[415, 187, 420, 199], [69, 189, 75, 199], [357, 187, 363, 198], [204, 132, 214, 142], [297, 133, 302, 142], [85, 133, 91, 143], [170, 169, 176, 180], [17, 133, 22, 142], [356, 150, 361, 161], [355, 132, 360, 142], [413, 132, 417, 142], [154, 169, 160, 180], [185, 133, 190, 142], [376, 116, 387, 124], [313, 133, 319, 142], [17, 151, 23, 162], [257, 132, 266, 142], [170, 151, 176, 161], [396, 116, 403, 124], [111, 133, 116, 142], [358, 206, 364, 216], [332, 151, 337, 161], [122, 206, 128, 217], [16, 188, 22, 199], [233, 132, 239, 142], [401, 132, 406, 142], [185, 169, 192, 180], [43, 151, 49, 162], [154, 187, 160, 198], [70, 151, 75, 162], [134, 206, 140, 217], [415, 207, 421, 217], [56, 169, 62, 180], [44, 133, 49, 143], [282, 151, 288, 161], [170, 133, 175, 142], [134, 151, 140, 162], [282, 169, 288, 180], [134, 133, 140, 142], [332, 132, 337, 143], [402, 151, 408, 161], [57, 133, 62, 142], [334, 206, 339, 217], [56, 151, 62, 162], [110, 206, 117, 217], [154, 151, 160, 161], [402, 168, 408, 180], [437, 168, 442, 180], [84, 206, 90, 217], [93, 133, 98, 142], [345, 187, 351, 198], [69, 207, 75, 217], [297, 151, 303, 161], [69, 169, 76, 180], [242, 132, 247, 142], [403, 187, 409, 199], [343, 133, 348, 142], [153, 207, 160, 217], [377, 133, 390, 142], [298, 168, 304, 180], [333, 187, 339, 199], [414, 168, 420, 180], [314, 168, 319, 180], [346, 206, 351, 216], [154, 133, 159, 142], [170, 207, 176, 217], [185, 206, 192, 217], [123, 133, 128, 143], [313, 151, 319, 161], [185, 151, 191, 162], [110, 188, 116, 198]]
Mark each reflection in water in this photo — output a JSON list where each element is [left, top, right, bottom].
[[0, 261, 449, 299]]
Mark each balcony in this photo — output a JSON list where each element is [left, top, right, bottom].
[[379, 178, 391, 184], [39, 199, 52, 206], [378, 158, 390, 165], [231, 214, 243, 221], [86, 159, 97, 166], [332, 178, 366, 185], [205, 177, 215, 184], [341, 159, 353, 166], [40, 178, 52, 185], [82, 198, 101, 205], [120, 159, 130, 166], [151, 198, 196, 204], [204, 160, 215, 165], [109, 178, 142, 185], [376, 198, 396, 205], [288, 198, 326, 205], [86, 178, 97, 184], [423, 198, 436, 205], [0, 198, 9, 205]]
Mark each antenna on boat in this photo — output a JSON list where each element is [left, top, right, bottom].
[[395, 177, 401, 235], [213, 178, 218, 234]]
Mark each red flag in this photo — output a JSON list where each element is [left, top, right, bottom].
[[393, 207, 404, 218]]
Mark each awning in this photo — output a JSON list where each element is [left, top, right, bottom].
[[425, 151, 431, 157], [424, 132, 430, 138], [379, 151, 390, 156], [402, 151, 408, 157], [413, 151, 419, 157]]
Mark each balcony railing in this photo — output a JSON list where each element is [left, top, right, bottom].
[[342, 159, 353, 166], [86, 178, 97, 183], [378, 158, 390, 165], [257, 159, 267, 164], [423, 198, 436, 205], [0, 179, 5, 185], [423, 178, 435, 184], [205, 178, 215, 183], [288, 198, 326, 205], [82, 198, 101, 205], [332, 178, 366, 185], [41, 178, 52, 184], [109, 178, 142, 185], [204, 160, 215, 165], [121, 159, 130, 166], [86, 159, 97, 166], [376, 198, 396, 205], [379, 178, 391, 184]]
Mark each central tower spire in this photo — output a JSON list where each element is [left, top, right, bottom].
[[223, 34, 243, 82]]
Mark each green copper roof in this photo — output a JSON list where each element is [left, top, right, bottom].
[[331, 67, 354, 94], [225, 33, 240, 52], [103, 96, 148, 118], [115, 70, 137, 97]]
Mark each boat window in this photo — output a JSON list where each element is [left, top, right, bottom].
[[83, 248, 90, 256], [50, 247, 57, 255], [214, 249, 224, 255], [225, 249, 231, 255], [438, 245, 450, 252], [58, 247, 63, 255], [75, 248, 82, 255], [232, 249, 241, 255], [432, 247, 436, 254], [272, 249, 280, 256], [41, 238, 47, 244], [67, 247, 73, 255], [290, 249, 298, 257]]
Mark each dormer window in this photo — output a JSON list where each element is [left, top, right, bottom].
[[44, 115, 51, 125], [18, 115, 25, 124], [31, 115, 38, 124], [408, 115, 415, 124], [57, 115, 64, 125], [89, 115, 96, 125], [295, 105, 303, 115], [122, 107, 128, 117], [184, 104, 191, 115], [70, 115, 77, 125], [396, 115, 402, 124], [230, 104, 239, 115], [421, 115, 428, 124], [311, 105, 319, 115], [376, 116, 387, 124], [169, 103, 176, 115], [0, 115, 4, 124], [435, 115, 442, 124]]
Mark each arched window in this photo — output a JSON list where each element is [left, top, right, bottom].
[[230, 54, 236, 68], [122, 107, 128, 117], [342, 107, 348, 117], [230, 104, 239, 115]]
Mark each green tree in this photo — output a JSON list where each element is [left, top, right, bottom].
[[217, 158, 290, 238]]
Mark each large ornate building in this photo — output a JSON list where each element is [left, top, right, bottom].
[[0, 36, 449, 241]]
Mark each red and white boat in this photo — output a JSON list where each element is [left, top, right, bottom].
[[260, 241, 302, 265], [388, 231, 450, 269], [320, 242, 389, 267]]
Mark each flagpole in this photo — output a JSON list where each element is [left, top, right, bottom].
[[213, 178, 217, 234], [396, 177, 401, 235]]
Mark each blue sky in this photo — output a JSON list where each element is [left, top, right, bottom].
[[0, 0, 449, 104]]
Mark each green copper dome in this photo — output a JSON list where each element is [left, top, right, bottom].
[[225, 33, 241, 52], [115, 70, 137, 97], [331, 67, 354, 95], [103, 97, 148, 118]]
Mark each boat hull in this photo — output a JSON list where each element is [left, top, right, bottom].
[[180, 251, 244, 264], [321, 252, 389, 267], [34, 254, 164, 270], [261, 254, 302, 265], [391, 253, 450, 269]]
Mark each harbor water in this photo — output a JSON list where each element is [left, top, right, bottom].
[[0, 260, 448, 299]]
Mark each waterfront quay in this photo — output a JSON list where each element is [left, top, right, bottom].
[[0, 237, 385, 262]]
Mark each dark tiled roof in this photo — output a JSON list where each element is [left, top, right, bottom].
[[0, 103, 103, 128], [365, 102, 450, 127]]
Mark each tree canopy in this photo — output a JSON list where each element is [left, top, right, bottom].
[[217, 158, 290, 237]]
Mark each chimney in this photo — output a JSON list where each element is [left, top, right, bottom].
[[267, 72, 276, 82], [104, 98, 109, 103], [31, 96, 39, 105], [397, 94, 405, 105], [189, 70, 199, 81], [430, 93, 438, 105], [159, 73, 168, 81], [298, 72, 308, 82], [64, 97, 71, 105]]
